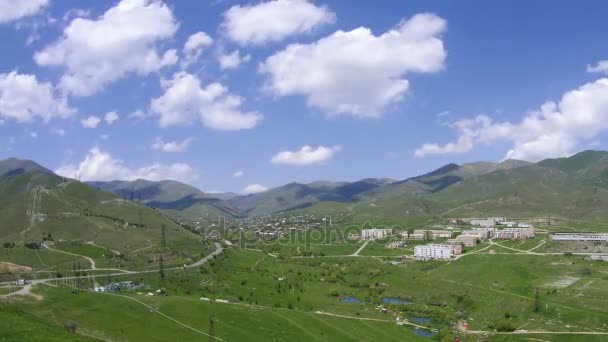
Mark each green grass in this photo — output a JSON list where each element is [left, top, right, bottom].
[[0, 303, 97, 341]]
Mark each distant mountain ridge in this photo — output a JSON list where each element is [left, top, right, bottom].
[[2, 150, 607, 220]]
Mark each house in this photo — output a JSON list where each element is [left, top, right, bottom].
[[361, 228, 392, 239], [414, 244, 452, 260]]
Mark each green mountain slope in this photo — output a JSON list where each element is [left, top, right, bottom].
[[88, 179, 242, 219], [0, 159, 203, 270]]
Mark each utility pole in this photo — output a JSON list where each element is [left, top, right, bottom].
[[209, 315, 215, 342], [159, 224, 166, 289]]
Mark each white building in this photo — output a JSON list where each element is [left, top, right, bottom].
[[552, 233, 608, 242], [414, 244, 452, 260], [361, 228, 392, 239]]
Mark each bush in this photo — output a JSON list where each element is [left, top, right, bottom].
[[63, 322, 78, 333]]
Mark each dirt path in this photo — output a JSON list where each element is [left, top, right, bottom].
[[23, 186, 43, 239], [350, 239, 371, 256], [42, 244, 96, 269]]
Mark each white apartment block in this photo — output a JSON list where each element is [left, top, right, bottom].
[[552, 233, 608, 242], [361, 228, 392, 239], [414, 244, 453, 260]]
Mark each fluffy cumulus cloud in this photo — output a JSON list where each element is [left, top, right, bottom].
[[218, 50, 250, 70], [243, 184, 268, 194], [81, 115, 101, 128], [34, 0, 178, 96], [55, 148, 199, 184], [271, 145, 341, 166], [104, 111, 119, 125], [182, 31, 213, 67], [415, 78, 608, 161], [588, 60, 608, 74], [151, 137, 193, 152], [150, 71, 262, 130], [260, 13, 447, 117], [222, 0, 335, 45], [0, 71, 73, 122], [0, 0, 48, 23], [232, 170, 244, 178]]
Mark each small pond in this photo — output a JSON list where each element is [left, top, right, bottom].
[[382, 297, 413, 305], [412, 328, 437, 338], [341, 296, 362, 304]]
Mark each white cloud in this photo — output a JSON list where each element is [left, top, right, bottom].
[[29, 131, 38, 139], [55, 147, 199, 184], [222, 0, 335, 46], [271, 145, 341, 166], [100, 134, 109, 140], [81, 115, 101, 128], [150, 71, 262, 130], [50, 127, 66, 136], [232, 170, 244, 178], [128, 109, 147, 119], [243, 184, 268, 194], [218, 50, 250, 70], [34, 0, 178, 96], [151, 137, 193, 152], [588, 60, 608, 74], [104, 111, 119, 125], [182, 31, 213, 67], [415, 78, 608, 161], [0, 0, 48, 23], [0, 71, 73, 122], [259, 13, 447, 117]]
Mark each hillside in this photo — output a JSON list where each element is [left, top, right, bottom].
[[0, 159, 204, 271], [228, 178, 396, 216], [88, 179, 243, 219]]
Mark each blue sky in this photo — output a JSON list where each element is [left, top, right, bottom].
[[1, 0, 608, 193]]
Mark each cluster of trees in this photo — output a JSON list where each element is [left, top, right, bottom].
[[2, 242, 16, 248]]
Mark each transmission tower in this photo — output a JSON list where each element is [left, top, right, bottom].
[[161, 224, 167, 248]]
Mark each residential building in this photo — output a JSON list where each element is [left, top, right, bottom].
[[448, 234, 479, 247], [552, 233, 608, 242], [414, 244, 452, 260], [361, 228, 392, 239], [494, 227, 535, 240], [407, 229, 453, 240]]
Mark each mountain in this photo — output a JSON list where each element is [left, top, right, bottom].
[[0, 158, 52, 180], [428, 150, 608, 219], [358, 159, 531, 201], [228, 178, 396, 216], [0, 158, 201, 263], [88, 179, 243, 219]]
